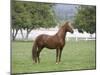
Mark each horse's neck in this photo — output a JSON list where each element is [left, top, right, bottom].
[[56, 28, 67, 41]]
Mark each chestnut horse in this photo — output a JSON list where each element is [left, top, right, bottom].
[[32, 21, 74, 64]]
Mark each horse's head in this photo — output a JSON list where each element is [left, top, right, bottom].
[[64, 21, 74, 33]]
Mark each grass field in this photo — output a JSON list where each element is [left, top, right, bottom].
[[12, 40, 96, 74]]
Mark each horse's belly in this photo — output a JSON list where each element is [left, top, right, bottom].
[[45, 43, 57, 49]]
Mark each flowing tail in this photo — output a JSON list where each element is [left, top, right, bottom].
[[32, 41, 38, 63]]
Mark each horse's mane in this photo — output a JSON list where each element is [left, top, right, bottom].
[[59, 21, 69, 30]]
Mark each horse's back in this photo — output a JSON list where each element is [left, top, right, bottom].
[[34, 34, 50, 45], [36, 34, 50, 41]]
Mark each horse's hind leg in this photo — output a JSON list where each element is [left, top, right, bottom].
[[37, 47, 43, 63], [34, 53, 37, 63], [32, 48, 37, 64]]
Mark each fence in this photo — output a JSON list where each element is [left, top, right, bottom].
[[15, 29, 96, 41]]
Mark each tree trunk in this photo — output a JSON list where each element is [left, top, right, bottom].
[[12, 28, 14, 40], [20, 29, 24, 40], [24, 28, 32, 41], [25, 32, 29, 41], [12, 28, 18, 40]]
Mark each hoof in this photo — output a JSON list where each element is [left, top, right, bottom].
[[56, 62, 59, 64], [33, 61, 36, 64]]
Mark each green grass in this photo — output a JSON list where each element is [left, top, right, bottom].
[[12, 40, 96, 74]]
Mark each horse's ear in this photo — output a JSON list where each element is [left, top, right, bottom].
[[67, 21, 69, 23], [66, 21, 69, 24], [65, 21, 69, 25], [63, 21, 70, 26]]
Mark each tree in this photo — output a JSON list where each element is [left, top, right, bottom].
[[12, 1, 56, 40], [74, 6, 96, 34], [12, 1, 24, 40]]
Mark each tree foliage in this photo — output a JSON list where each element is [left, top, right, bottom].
[[12, 1, 56, 40], [74, 6, 96, 34]]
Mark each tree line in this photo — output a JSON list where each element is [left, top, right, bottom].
[[12, 1, 96, 40], [12, 1, 56, 40], [74, 5, 96, 34]]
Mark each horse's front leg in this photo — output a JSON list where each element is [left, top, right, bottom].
[[56, 48, 61, 64], [56, 49, 58, 64], [59, 49, 63, 63]]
